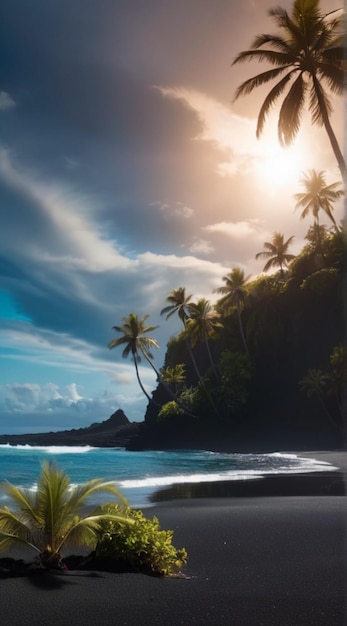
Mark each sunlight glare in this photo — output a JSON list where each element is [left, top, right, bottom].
[[255, 142, 306, 193]]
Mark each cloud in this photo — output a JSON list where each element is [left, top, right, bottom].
[[0, 148, 134, 273], [0, 91, 15, 111], [188, 238, 214, 255], [156, 86, 326, 186], [204, 219, 266, 240], [156, 86, 258, 174], [0, 381, 144, 432], [150, 200, 194, 219]]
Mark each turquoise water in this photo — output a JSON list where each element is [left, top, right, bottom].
[[0, 444, 335, 509]]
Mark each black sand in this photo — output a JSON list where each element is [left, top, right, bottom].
[[0, 451, 346, 626]]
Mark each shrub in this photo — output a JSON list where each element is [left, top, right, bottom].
[[95, 503, 187, 577]]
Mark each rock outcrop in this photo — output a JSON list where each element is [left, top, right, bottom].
[[0, 409, 139, 448]]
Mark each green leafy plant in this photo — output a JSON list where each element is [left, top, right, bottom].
[[0, 461, 132, 569], [96, 503, 188, 577], [158, 400, 185, 420]]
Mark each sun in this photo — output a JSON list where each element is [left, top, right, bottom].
[[255, 141, 307, 192]]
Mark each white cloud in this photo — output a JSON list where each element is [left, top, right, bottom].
[[0, 148, 135, 273], [0, 91, 15, 111], [188, 238, 214, 255], [204, 219, 266, 240], [150, 200, 194, 219]]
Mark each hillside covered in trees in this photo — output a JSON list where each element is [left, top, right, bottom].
[[108, 1, 346, 453], [117, 227, 345, 452]]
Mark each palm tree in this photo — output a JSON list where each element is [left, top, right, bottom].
[[186, 299, 222, 381], [160, 287, 193, 325], [294, 169, 344, 232], [255, 232, 295, 276], [161, 288, 202, 383], [232, 1, 346, 177], [109, 313, 159, 405], [299, 368, 338, 427], [214, 268, 251, 356], [0, 461, 131, 569]]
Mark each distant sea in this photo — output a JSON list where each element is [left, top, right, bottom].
[[0, 445, 336, 509]]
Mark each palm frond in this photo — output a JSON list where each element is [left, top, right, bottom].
[[317, 62, 344, 95], [309, 80, 331, 126], [278, 73, 306, 145], [256, 71, 294, 137]]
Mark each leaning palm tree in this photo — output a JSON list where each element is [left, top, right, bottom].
[[0, 461, 132, 569], [186, 299, 222, 382], [294, 169, 343, 232], [214, 268, 251, 357], [109, 313, 159, 405], [256, 232, 295, 276], [232, 1, 346, 177]]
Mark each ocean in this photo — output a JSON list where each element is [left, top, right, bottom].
[[0, 444, 336, 509]]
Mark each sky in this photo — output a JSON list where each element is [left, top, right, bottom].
[[0, 0, 344, 434]]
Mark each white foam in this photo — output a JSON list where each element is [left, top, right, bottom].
[[0, 444, 95, 454]]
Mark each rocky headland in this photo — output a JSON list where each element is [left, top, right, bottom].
[[0, 409, 140, 448]]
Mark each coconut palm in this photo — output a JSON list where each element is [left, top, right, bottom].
[[109, 313, 159, 405], [232, 1, 346, 177], [160, 287, 193, 325], [294, 169, 343, 232], [186, 299, 222, 381], [0, 461, 131, 569], [214, 268, 251, 356], [256, 232, 295, 276], [161, 287, 202, 383]]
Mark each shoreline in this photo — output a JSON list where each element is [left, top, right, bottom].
[[0, 451, 346, 625]]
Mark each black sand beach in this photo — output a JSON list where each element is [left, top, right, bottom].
[[0, 451, 346, 626]]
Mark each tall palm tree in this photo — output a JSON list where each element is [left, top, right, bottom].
[[232, 1, 346, 177], [255, 232, 295, 276], [160, 287, 193, 325], [214, 268, 251, 356], [108, 313, 159, 405], [161, 288, 202, 383], [186, 299, 223, 382], [294, 169, 343, 232], [0, 461, 131, 569]]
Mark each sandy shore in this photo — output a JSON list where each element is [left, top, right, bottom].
[[0, 450, 346, 626]]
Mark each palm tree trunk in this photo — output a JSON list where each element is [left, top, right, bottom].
[[133, 356, 156, 405], [237, 304, 249, 357], [312, 74, 346, 180], [184, 335, 221, 418], [204, 331, 220, 382]]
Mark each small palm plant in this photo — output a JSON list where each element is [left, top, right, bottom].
[[0, 461, 132, 569]]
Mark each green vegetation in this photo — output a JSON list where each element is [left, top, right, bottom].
[[96, 503, 187, 577], [119, 227, 345, 450], [107, 2, 345, 451], [0, 463, 188, 577], [300, 345, 346, 428], [0, 461, 131, 569]]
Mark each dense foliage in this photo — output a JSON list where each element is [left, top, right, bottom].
[[136, 229, 345, 452], [96, 503, 187, 577]]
